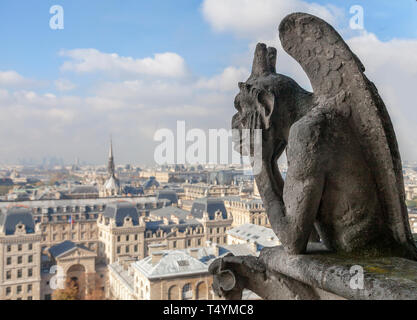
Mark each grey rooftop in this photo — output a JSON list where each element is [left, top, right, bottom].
[[103, 201, 140, 227], [0, 206, 35, 235], [227, 223, 279, 248], [150, 206, 190, 220], [49, 240, 91, 258], [190, 197, 228, 220]]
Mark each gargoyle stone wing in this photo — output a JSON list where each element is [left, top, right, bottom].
[[279, 12, 417, 258]]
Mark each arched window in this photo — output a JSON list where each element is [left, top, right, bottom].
[[168, 285, 179, 300], [182, 283, 192, 300], [196, 282, 207, 300]]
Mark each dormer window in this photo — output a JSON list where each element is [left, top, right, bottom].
[[15, 222, 26, 235], [124, 216, 133, 227]]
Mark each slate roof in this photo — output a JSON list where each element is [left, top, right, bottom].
[[123, 186, 144, 195], [150, 206, 190, 220], [70, 185, 98, 194], [48, 240, 91, 258], [143, 177, 160, 189], [0, 196, 160, 213], [104, 175, 120, 190], [156, 190, 178, 204], [103, 201, 140, 227], [0, 206, 35, 235], [190, 197, 228, 220], [145, 219, 202, 234]]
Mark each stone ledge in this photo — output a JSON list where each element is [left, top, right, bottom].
[[260, 244, 417, 300]]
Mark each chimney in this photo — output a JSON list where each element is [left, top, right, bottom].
[[189, 248, 199, 259], [249, 241, 258, 254], [118, 256, 135, 271], [151, 252, 164, 266], [148, 243, 167, 255], [211, 242, 220, 257]]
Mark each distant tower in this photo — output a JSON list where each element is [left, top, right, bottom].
[[108, 138, 115, 177], [100, 137, 121, 197]]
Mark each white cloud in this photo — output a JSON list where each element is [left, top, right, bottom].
[[55, 78, 77, 91], [0, 64, 242, 164], [202, 0, 417, 162], [0, 70, 40, 88], [3, 18, 416, 164], [60, 49, 189, 78], [201, 0, 343, 39], [196, 66, 249, 91], [347, 32, 417, 161]]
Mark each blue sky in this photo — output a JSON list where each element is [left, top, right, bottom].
[[0, 0, 248, 83], [1, 0, 416, 82], [0, 0, 416, 165]]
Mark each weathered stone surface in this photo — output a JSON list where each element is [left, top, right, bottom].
[[260, 245, 417, 300], [209, 253, 321, 300], [210, 244, 417, 300], [215, 11, 417, 300], [232, 12, 417, 260]]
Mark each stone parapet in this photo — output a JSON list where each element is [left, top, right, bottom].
[[209, 244, 417, 300]]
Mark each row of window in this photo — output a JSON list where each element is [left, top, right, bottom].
[[45, 223, 96, 232], [6, 254, 33, 265], [5, 268, 34, 280], [38, 214, 99, 222], [6, 243, 33, 252], [47, 231, 95, 242], [117, 244, 139, 254], [169, 238, 204, 249], [208, 236, 227, 244], [117, 234, 139, 242], [5, 284, 32, 296], [145, 228, 204, 239], [209, 227, 227, 234]]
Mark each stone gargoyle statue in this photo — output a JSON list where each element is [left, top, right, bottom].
[[210, 12, 417, 300], [231, 12, 417, 261]]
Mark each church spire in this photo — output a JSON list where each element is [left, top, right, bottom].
[[107, 136, 115, 177]]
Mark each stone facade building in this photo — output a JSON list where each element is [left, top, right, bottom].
[[183, 183, 240, 200], [108, 243, 256, 300], [0, 194, 233, 300], [97, 202, 146, 264], [223, 197, 270, 228], [0, 207, 42, 300]]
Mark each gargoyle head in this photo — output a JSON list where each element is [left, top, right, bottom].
[[232, 43, 311, 160]]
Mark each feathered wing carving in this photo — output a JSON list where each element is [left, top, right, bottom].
[[279, 12, 417, 258]]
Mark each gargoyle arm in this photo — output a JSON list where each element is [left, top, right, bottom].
[[255, 113, 326, 254]]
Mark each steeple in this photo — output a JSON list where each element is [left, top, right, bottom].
[[107, 136, 115, 177]]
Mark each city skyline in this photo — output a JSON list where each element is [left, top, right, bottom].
[[0, 0, 417, 165]]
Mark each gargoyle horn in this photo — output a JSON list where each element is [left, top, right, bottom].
[[250, 43, 276, 78]]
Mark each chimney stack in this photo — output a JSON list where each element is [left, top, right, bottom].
[[212, 242, 220, 257], [189, 248, 199, 259], [148, 243, 167, 255], [151, 252, 164, 266]]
